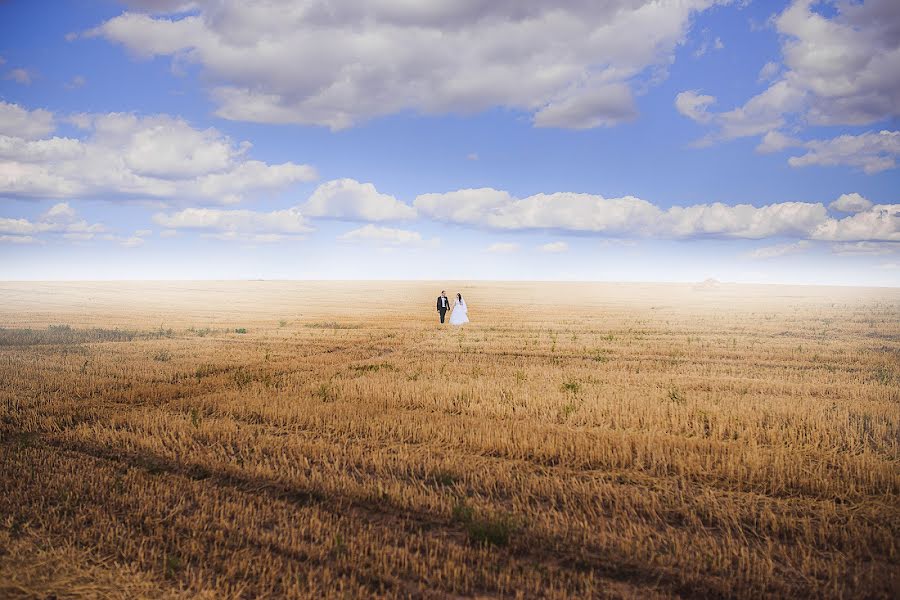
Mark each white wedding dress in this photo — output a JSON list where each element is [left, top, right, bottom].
[[449, 299, 469, 325]]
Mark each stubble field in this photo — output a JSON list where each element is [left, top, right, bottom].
[[0, 281, 898, 599]]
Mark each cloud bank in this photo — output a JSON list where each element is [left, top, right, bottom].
[[0, 101, 317, 204], [338, 224, 436, 247], [91, 0, 723, 130], [0, 202, 105, 244], [414, 189, 899, 242], [152, 206, 312, 242]]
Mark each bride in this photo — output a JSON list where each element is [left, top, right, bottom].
[[449, 293, 469, 326]]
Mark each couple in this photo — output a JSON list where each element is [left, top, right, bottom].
[[436, 290, 469, 326]]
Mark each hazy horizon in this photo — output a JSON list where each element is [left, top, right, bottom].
[[0, 278, 898, 289]]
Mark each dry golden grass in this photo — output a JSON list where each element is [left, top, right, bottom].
[[1, 281, 898, 599]]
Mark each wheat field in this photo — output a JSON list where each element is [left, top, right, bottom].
[[0, 281, 898, 599]]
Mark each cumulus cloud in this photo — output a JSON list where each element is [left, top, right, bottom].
[[338, 224, 437, 247], [755, 129, 900, 174], [0, 102, 55, 139], [810, 204, 900, 242], [677, 0, 900, 169], [746, 240, 810, 259], [0, 202, 106, 244], [90, 0, 722, 130], [0, 101, 317, 204], [302, 179, 415, 221], [787, 130, 899, 174], [755, 130, 801, 153], [533, 84, 637, 129], [414, 187, 899, 242], [152, 206, 312, 241], [675, 90, 716, 124], [680, 81, 806, 142], [540, 241, 569, 253], [486, 242, 520, 253], [829, 193, 874, 213]]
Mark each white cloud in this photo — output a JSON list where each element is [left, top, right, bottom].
[[0, 234, 38, 244], [0, 202, 106, 243], [682, 81, 807, 143], [0, 136, 86, 165], [830, 241, 899, 256], [414, 187, 899, 242], [829, 193, 873, 213], [675, 90, 716, 124], [152, 206, 312, 240], [746, 240, 810, 259], [338, 224, 436, 247], [210, 232, 292, 243], [757, 61, 780, 82], [0, 102, 317, 203], [540, 241, 569, 253], [302, 179, 415, 221], [787, 130, 899, 174], [122, 236, 145, 247], [90, 1, 722, 130], [677, 0, 900, 168], [43, 202, 78, 221], [486, 242, 520, 253], [159, 229, 178, 238], [755, 129, 900, 174], [416, 188, 823, 238], [598, 238, 637, 248], [102, 233, 146, 247], [120, 0, 198, 12], [811, 204, 900, 242], [778, 0, 900, 127], [6, 68, 33, 85], [533, 83, 637, 129], [0, 102, 55, 139], [135, 229, 153, 236], [755, 130, 801, 153], [693, 33, 725, 58], [63, 232, 95, 241]]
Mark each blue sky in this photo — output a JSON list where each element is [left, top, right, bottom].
[[1, 0, 898, 284]]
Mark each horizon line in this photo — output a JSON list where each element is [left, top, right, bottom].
[[1, 278, 898, 290]]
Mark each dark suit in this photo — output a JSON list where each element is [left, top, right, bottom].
[[436, 295, 450, 323]]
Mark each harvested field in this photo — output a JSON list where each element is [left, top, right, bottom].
[[1, 281, 898, 599]]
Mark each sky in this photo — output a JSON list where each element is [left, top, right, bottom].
[[0, 0, 898, 285]]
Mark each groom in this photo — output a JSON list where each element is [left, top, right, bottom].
[[436, 290, 450, 323]]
